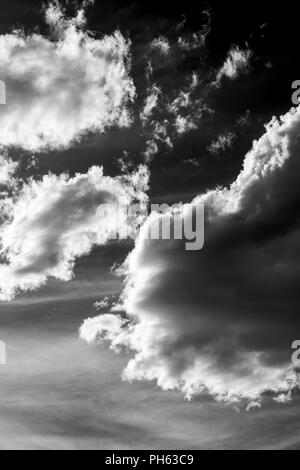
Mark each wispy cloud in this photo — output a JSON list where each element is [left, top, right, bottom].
[[213, 46, 252, 87], [207, 132, 236, 155]]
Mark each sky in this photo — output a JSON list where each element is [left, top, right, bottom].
[[0, 0, 300, 450]]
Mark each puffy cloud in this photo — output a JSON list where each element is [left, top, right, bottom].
[[0, 165, 149, 301], [214, 46, 252, 87], [80, 314, 129, 350], [273, 392, 292, 404], [151, 36, 170, 55], [81, 105, 300, 405], [0, 1, 135, 152]]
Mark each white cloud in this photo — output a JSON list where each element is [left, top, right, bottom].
[[81, 105, 300, 406], [0, 2, 135, 152], [142, 120, 173, 161], [214, 46, 252, 87], [151, 36, 170, 55], [94, 296, 110, 310], [207, 132, 235, 155], [174, 115, 197, 135], [246, 401, 261, 412], [0, 164, 149, 301], [80, 314, 129, 352], [273, 392, 292, 404], [140, 85, 161, 125], [167, 76, 212, 137]]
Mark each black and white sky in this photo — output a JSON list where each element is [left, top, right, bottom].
[[0, 0, 300, 450]]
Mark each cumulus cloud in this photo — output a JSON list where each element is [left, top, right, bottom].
[[214, 46, 252, 87], [81, 105, 300, 405], [0, 165, 148, 301], [0, 1, 135, 152]]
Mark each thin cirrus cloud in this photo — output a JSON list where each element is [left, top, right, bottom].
[[0, 1, 135, 152], [207, 132, 236, 155], [140, 84, 161, 125], [140, 72, 212, 160], [81, 105, 300, 406], [0, 164, 149, 301], [213, 46, 252, 87]]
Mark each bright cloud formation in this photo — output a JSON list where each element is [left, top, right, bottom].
[[81, 105, 300, 406], [0, 1, 135, 152], [0, 165, 148, 301]]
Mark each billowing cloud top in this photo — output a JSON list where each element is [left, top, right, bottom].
[[0, 2, 135, 152], [81, 105, 300, 406]]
